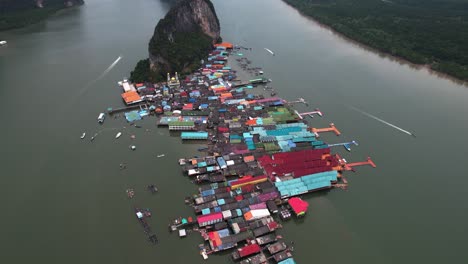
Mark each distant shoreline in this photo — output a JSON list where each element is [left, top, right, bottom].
[[282, 0, 468, 87], [0, 4, 83, 32]]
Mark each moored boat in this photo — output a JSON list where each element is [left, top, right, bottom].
[[80, 132, 86, 139]]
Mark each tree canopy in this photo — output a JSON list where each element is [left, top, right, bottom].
[[284, 0, 468, 81]]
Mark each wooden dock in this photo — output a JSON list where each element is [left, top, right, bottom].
[[107, 103, 149, 115]]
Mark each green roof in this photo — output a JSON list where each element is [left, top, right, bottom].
[[168, 121, 195, 126]]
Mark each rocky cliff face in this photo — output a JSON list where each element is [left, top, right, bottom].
[[148, 0, 221, 78]]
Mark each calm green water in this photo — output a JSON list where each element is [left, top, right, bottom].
[[1, 0, 467, 263]]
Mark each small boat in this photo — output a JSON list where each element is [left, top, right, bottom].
[[147, 185, 158, 193], [157, 154, 165, 158], [201, 250, 209, 260], [197, 147, 208, 151], [126, 189, 135, 198], [80, 132, 86, 139], [135, 125, 142, 128], [0, 40, 7, 46], [97, 113, 105, 123], [115, 132, 122, 139], [130, 145, 136, 150], [343, 144, 351, 152], [90, 133, 97, 142]]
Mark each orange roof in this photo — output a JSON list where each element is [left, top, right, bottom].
[[245, 119, 257, 126], [243, 156, 255, 163], [244, 211, 253, 221], [214, 42, 233, 49], [220, 93, 232, 98], [121, 91, 142, 104]]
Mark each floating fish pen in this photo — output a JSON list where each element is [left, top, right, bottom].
[[279, 207, 292, 220], [195, 173, 226, 183], [273, 250, 295, 264], [239, 252, 267, 264], [267, 241, 288, 255], [135, 208, 158, 244], [256, 233, 281, 245]]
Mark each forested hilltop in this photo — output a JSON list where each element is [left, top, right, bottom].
[[284, 0, 468, 81], [0, 0, 84, 31]]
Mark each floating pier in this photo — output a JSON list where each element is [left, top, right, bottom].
[[287, 98, 308, 106], [294, 109, 322, 119], [336, 154, 377, 171], [309, 123, 341, 137], [107, 102, 149, 115], [327, 140, 358, 152]]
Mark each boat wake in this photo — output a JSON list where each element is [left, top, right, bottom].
[[264, 48, 275, 56], [98, 55, 122, 80], [348, 105, 415, 137], [79, 55, 123, 96]]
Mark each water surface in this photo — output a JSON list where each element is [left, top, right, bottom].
[[1, 0, 467, 263]]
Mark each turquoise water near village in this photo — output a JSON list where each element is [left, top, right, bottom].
[[1, 0, 467, 263]]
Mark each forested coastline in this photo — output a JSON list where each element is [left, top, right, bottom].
[[284, 0, 468, 82], [0, 0, 84, 31]]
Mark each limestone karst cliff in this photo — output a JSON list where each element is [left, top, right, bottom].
[[131, 0, 221, 82]]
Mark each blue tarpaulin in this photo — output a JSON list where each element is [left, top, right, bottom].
[[125, 111, 141, 122]]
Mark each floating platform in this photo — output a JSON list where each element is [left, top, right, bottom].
[[273, 250, 294, 263], [267, 241, 288, 255]]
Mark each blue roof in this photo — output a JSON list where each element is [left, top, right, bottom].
[[181, 132, 208, 139], [278, 258, 296, 264]]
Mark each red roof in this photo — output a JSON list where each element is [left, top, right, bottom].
[[197, 212, 223, 225], [218, 127, 229, 133], [288, 197, 309, 215], [267, 221, 279, 230], [257, 149, 338, 179], [238, 244, 261, 257], [183, 103, 193, 110]]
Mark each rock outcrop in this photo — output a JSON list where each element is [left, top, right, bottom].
[[148, 0, 221, 78]]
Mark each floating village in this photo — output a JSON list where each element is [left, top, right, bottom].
[[92, 42, 376, 264]]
